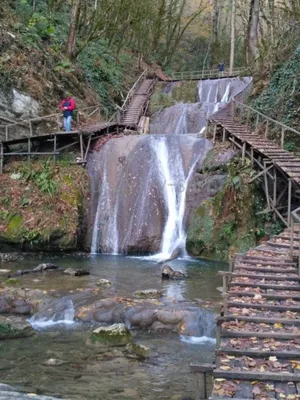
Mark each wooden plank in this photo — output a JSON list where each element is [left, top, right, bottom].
[[217, 348, 300, 359], [235, 265, 297, 273], [221, 330, 300, 340], [228, 291, 300, 300], [214, 369, 300, 382], [218, 315, 300, 325], [190, 362, 215, 373], [223, 271, 300, 281], [228, 302, 300, 312]]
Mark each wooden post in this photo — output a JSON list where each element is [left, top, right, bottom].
[[264, 160, 271, 210], [213, 125, 217, 142], [53, 135, 57, 164], [288, 179, 292, 226], [290, 217, 295, 259], [250, 148, 254, 166], [216, 323, 221, 350], [222, 293, 229, 315], [222, 275, 227, 293], [5, 126, 8, 141], [229, 258, 233, 273], [79, 133, 84, 162], [222, 127, 226, 142], [242, 142, 246, 165], [27, 138, 31, 162], [265, 120, 269, 138], [255, 113, 259, 129], [29, 120, 33, 136], [246, 108, 250, 126], [281, 127, 285, 148], [273, 166, 277, 221], [0, 142, 3, 174], [298, 239, 300, 277]]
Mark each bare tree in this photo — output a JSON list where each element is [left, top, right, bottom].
[[248, 0, 260, 62], [229, 0, 236, 73]]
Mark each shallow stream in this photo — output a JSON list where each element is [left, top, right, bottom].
[[0, 255, 225, 400]]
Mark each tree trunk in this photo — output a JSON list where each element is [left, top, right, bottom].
[[212, 0, 219, 66], [248, 0, 260, 62], [229, 0, 236, 74], [67, 0, 81, 59]]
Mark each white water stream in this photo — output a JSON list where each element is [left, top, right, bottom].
[[89, 77, 252, 257]]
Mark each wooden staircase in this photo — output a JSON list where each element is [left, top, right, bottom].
[[121, 79, 155, 127]]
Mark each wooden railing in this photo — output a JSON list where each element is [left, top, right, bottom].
[[232, 100, 300, 150], [120, 68, 148, 112], [170, 67, 248, 81], [0, 104, 113, 142], [290, 207, 300, 264]]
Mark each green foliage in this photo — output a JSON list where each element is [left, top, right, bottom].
[[20, 162, 58, 195], [253, 46, 300, 134]]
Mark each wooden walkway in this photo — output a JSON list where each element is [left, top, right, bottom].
[[210, 226, 300, 400], [209, 114, 300, 227], [121, 78, 155, 127]]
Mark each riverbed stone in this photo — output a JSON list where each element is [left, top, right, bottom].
[[133, 289, 162, 298], [0, 316, 34, 339], [96, 279, 112, 286], [161, 264, 186, 280], [126, 343, 151, 358], [63, 268, 90, 276], [33, 263, 58, 272], [91, 323, 132, 346], [42, 358, 66, 366]]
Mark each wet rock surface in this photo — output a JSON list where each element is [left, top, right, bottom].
[[63, 268, 90, 276], [0, 384, 62, 400], [91, 323, 132, 347], [133, 289, 162, 298], [161, 264, 186, 280], [0, 316, 34, 339]]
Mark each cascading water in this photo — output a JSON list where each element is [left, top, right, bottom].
[[89, 77, 251, 257]]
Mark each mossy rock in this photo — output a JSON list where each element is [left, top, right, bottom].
[[91, 323, 132, 347], [4, 278, 20, 286], [126, 343, 151, 358], [0, 316, 34, 339]]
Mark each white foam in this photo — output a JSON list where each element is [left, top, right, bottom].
[[29, 319, 77, 330], [180, 335, 216, 345]]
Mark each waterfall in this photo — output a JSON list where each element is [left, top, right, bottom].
[[88, 77, 252, 256]]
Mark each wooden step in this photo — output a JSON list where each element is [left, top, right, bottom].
[[218, 315, 300, 325], [227, 302, 300, 312], [214, 369, 300, 382], [235, 265, 297, 273], [217, 348, 300, 359], [227, 272, 299, 281], [228, 291, 300, 300], [230, 282, 300, 290], [241, 254, 294, 263], [221, 329, 300, 340]]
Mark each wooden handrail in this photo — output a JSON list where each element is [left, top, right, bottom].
[[170, 67, 248, 80], [121, 68, 148, 111], [0, 104, 101, 129]]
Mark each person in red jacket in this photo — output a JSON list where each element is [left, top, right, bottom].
[[59, 93, 76, 132]]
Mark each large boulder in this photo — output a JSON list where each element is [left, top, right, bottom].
[[0, 316, 34, 339], [91, 323, 132, 347]]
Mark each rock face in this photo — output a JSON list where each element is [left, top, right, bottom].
[[0, 316, 34, 339], [161, 265, 186, 280], [91, 323, 132, 346], [0, 88, 40, 141], [186, 149, 258, 260]]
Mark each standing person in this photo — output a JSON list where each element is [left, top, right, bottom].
[[218, 62, 225, 77], [59, 93, 76, 132]]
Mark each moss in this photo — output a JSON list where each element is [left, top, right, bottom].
[[187, 160, 257, 261], [149, 93, 176, 116], [171, 81, 197, 103], [7, 214, 23, 235], [0, 161, 89, 251], [4, 278, 20, 286]]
